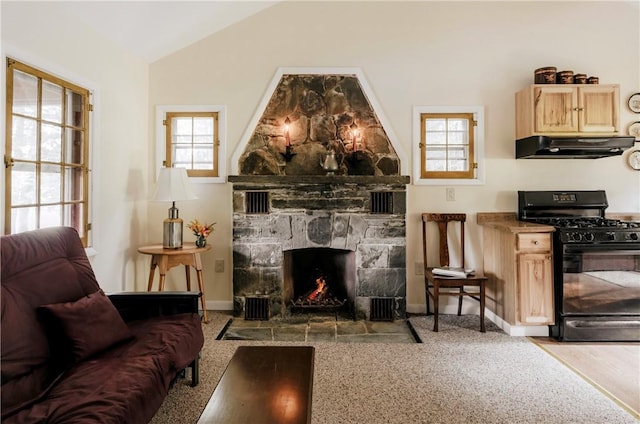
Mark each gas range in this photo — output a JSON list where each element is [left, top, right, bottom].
[[518, 190, 640, 244]]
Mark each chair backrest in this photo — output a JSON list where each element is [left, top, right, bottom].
[[422, 213, 466, 268]]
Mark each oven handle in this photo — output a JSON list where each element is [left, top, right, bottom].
[[563, 244, 640, 254]]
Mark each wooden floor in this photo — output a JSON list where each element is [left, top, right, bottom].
[[530, 337, 639, 419]]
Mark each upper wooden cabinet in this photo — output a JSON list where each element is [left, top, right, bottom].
[[515, 84, 620, 139]]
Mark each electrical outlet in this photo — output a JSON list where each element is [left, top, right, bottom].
[[416, 262, 424, 275], [446, 187, 455, 201], [214, 259, 224, 273]]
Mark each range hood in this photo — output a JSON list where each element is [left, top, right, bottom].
[[516, 135, 635, 159]]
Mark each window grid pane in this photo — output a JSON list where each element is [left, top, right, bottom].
[[167, 112, 218, 176], [12, 70, 38, 118], [421, 112, 475, 179], [6, 59, 90, 244], [12, 116, 38, 160], [42, 81, 63, 124], [424, 116, 471, 172]]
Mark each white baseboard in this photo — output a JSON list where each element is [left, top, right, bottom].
[[407, 303, 550, 337], [486, 310, 550, 336], [205, 300, 233, 311]]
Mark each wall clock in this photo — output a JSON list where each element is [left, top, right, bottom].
[[628, 121, 640, 141], [628, 150, 640, 171], [629, 93, 640, 113]]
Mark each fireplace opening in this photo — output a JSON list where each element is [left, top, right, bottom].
[[283, 248, 355, 315]]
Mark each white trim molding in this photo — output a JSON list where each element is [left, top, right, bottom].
[[406, 303, 550, 337]]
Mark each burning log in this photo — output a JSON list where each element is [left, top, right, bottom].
[[291, 274, 347, 310], [306, 276, 328, 301]]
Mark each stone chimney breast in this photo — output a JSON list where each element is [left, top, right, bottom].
[[236, 71, 400, 176]]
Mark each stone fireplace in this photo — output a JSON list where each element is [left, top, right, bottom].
[[231, 175, 408, 319], [230, 70, 409, 320]]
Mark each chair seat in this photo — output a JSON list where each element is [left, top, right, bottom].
[[422, 213, 488, 333], [425, 268, 487, 287]]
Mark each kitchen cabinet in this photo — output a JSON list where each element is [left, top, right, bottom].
[[477, 215, 555, 329], [515, 84, 619, 139]]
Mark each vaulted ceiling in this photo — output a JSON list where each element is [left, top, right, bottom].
[[57, 1, 279, 63]]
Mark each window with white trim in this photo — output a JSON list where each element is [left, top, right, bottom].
[[4, 58, 92, 245], [157, 106, 226, 183], [413, 106, 484, 185]]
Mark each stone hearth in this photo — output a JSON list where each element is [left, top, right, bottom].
[[231, 175, 408, 320]]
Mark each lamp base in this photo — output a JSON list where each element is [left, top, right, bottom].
[[163, 217, 183, 249]]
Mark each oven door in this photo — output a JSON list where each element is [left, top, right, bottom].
[[558, 243, 640, 341]]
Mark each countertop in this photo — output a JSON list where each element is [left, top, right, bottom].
[[476, 212, 555, 233]]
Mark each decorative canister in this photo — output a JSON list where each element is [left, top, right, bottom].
[[195, 235, 207, 248], [556, 70, 574, 84], [573, 74, 587, 84], [534, 67, 557, 84], [587, 76, 599, 84]]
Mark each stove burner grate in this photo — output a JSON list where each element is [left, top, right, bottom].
[[529, 217, 639, 230]]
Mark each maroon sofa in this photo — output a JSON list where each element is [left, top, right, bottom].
[[1, 227, 205, 423]]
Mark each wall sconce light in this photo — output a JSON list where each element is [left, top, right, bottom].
[[281, 116, 296, 162], [350, 122, 359, 152], [152, 166, 198, 249]]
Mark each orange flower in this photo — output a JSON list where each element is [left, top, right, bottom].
[[187, 219, 216, 238]]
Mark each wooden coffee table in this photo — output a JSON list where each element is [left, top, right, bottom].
[[197, 346, 315, 424]]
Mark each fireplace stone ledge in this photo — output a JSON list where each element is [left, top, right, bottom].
[[228, 175, 410, 185]]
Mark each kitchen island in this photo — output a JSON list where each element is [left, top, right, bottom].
[[477, 213, 555, 336]]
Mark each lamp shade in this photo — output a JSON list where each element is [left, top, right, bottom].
[[152, 167, 198, 202]]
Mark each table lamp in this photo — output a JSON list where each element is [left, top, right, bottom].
[[152, 167, 197, 248]]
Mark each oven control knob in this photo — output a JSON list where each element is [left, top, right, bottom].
[[584, 233, 594, 242], [570, 232, 582, 242], [606, 232, 616, 241], [630, 233, 639, 241]]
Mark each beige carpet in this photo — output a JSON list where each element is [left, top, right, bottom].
[[151, 312, 637, 424]]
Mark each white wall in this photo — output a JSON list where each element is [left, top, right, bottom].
[[1, 2, 150, 293], [149, 1, 640, 312], [3, 1, 636, 311]]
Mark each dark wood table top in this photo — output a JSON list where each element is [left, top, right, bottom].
[[197, 346, 315, 424]]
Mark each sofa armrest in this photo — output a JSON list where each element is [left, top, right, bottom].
[[108, 291, 201, 322]]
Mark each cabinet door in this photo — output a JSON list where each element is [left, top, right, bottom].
[[517, 252, 554, 325], [578, 85, 619, 133], [534, 86, 578, 133]]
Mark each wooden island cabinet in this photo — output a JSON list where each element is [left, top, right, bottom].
[[477, 213, 555, 336]]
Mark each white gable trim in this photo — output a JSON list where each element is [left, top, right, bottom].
[[230, 67, 408, 175]]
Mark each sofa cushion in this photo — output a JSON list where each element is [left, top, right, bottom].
[[40, 290, 133, 362], [3, 313, 204, 424]]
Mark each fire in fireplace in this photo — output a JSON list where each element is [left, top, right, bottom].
[[284, 247, 355, 315], [292, 272, 347, 309]]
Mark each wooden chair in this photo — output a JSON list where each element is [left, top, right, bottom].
[[421, 213, 487, 332]]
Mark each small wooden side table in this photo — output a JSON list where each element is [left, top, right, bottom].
[[138, 243, 211, 323]]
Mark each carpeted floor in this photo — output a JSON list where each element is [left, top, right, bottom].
[[150, 312, 637, 424]]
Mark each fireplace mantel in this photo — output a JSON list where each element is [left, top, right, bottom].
[[228, 175, 410, 185]]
